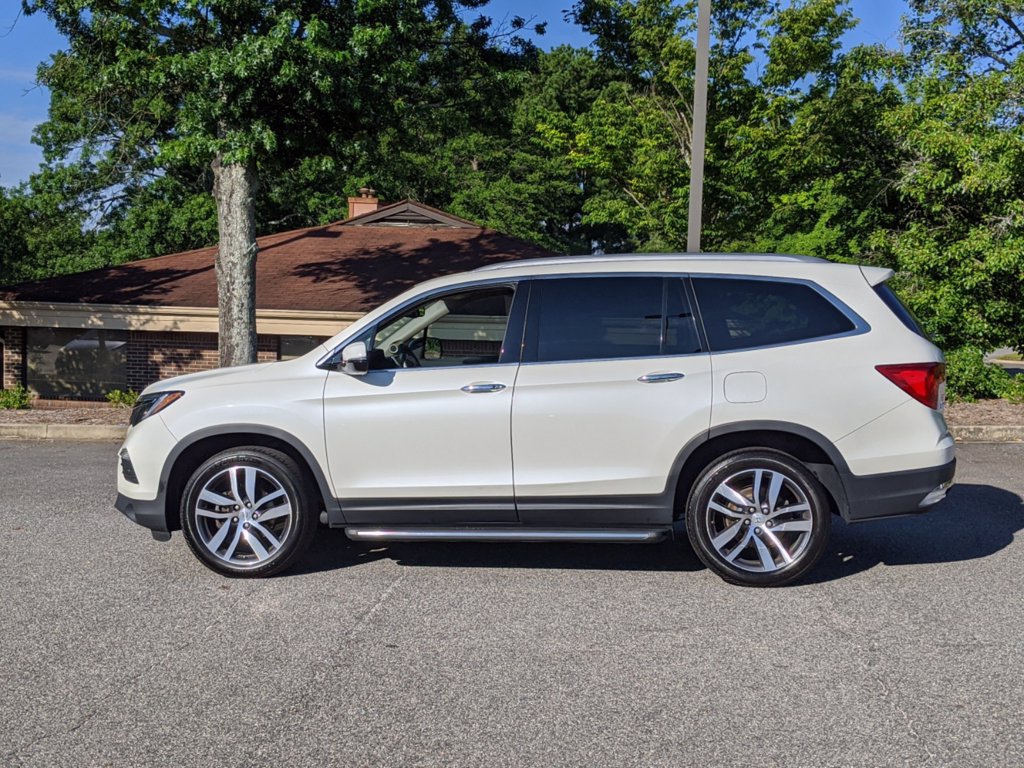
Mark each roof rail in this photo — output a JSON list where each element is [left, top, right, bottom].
[[475, 252, 829, 271]]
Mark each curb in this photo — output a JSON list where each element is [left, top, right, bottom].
[[0, 423, 1021, 443], [950, 425, 1024, 443], [0, 424, 126, 440]]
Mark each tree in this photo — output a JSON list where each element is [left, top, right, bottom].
[[0, 188, 31, 285], [874, 0, 1024, 355], [0, 174, 96, 286], [557, 0, 883, 254], [23, 0, 532, 366]]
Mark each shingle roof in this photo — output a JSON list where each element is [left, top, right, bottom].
[[0, 201, 554, 312]]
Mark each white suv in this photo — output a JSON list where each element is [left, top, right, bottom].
[[115, 254, 955, 586]]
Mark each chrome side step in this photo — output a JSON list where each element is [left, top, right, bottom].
[[344, 526, 671, 544]]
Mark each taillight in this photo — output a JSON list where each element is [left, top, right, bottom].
[[875, 363, 946, 409]]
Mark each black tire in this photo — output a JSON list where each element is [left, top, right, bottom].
[[180, 447, 317, 577], [684, 448, 831, 587]]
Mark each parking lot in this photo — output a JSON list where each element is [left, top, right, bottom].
[[1, 439, 1022, 767]]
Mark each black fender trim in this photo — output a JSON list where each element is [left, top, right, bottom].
[[706, 421, 852, 473], [155, 424, 342, 531], [666, 421, 854, 519]]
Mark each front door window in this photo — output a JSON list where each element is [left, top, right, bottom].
[[369, 285, 515, 369]]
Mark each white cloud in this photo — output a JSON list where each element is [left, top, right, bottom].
[[0, 67, 37, 84]]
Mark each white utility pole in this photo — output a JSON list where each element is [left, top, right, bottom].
[[686, 0, 711, 253]]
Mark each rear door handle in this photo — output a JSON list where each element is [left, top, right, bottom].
[[638, 372, 685, 383], [461, 382, 507, 393]]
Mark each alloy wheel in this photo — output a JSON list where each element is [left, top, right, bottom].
[[192, 465, 294, 569], [703, 467, 814, 574]]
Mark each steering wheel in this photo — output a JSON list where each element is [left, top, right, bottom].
[[391, 338, 423, 368]]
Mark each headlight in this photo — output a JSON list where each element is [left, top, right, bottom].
[[130, 391, 184, 426]]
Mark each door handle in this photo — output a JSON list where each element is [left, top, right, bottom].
[[638, 372, 685, 383], [461, 382, 507, 393]]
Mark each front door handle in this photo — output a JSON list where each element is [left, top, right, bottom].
[[638, 372, 685, 383], [461, 382, 507, 394]]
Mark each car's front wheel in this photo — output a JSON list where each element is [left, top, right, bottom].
[[180, 447, 317, 577], [685, 449, 831, 587]]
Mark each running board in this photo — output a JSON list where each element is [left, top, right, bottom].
[[344, 526, 671, 544]]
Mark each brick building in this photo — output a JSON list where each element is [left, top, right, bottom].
[[0, 196, 552, 400]]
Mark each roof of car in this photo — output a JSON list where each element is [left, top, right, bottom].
[[475, 253, 828, 271]]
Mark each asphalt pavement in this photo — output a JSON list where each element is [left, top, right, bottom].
[[1, 440, 1022, 767]]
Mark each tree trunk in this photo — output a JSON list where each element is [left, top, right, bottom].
[[212, 155, 259, 367]]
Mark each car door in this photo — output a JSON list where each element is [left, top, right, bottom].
[[511, 275, 713, 524], [323, 281, 525, 524]]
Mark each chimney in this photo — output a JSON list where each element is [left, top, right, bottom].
[[347, 187, 379, 220]]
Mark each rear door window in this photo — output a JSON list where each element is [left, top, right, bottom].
[[692, 277, 856, 352], [527, 276, 702, 363]]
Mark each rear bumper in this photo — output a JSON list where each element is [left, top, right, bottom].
[[115, 493, 172, 540], [841, 458, 956, 522]]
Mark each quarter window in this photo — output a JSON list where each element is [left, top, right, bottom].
[[530, 277, 701, 363], [692, 277, 856, 352]]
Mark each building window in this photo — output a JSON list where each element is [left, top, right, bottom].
[[279, 335, 324, 360], [26, 328, 128, 399]]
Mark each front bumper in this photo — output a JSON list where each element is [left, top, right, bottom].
[[842, 458, 956, 522], [115, 493, 172, 540]]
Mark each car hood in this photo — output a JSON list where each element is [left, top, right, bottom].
[[141, 361, 279, 395]]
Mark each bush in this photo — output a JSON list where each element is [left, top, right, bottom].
[[945, 346, 1015, 402], [1001, 373, 1024, 405], [106, 389, 139, 408], [0, 385, 33, 409]]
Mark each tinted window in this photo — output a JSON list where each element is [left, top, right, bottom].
[[693, 277, 855, 352], [27, 328, 128, 399], [532, 277, 701, 363], [369, 285, 515, 369], [280, 335, 327, 360], [664, 277, 702, 355], [875, 283, 929, 339]]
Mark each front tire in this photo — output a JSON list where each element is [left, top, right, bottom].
[[180, 447, 317, 577], [685, 449, 831, 587]]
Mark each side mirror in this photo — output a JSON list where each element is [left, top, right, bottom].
[[341, 341, 369, 376]]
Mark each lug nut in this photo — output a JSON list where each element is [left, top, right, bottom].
[[232, 517, 238, 523], [243, 522, 250, 530], [754, 527, 761, 534], [743, 520, 750, 526], [234, 505, 240, 511], [252, 513, 259, 520], [766, 520, 773, 528]]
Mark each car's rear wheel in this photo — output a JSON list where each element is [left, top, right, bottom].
[[180, 447, 316, 577], [685, 448, 831, 587]]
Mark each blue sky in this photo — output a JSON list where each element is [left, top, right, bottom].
[[0, 1, 905, 188]]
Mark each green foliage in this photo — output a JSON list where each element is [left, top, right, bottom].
[[944, 346, 1016, 402], [0, 385, 34, 410], [16, 0, 539, 281], [2, 0, 1021, 403], [1002, 374, 1024, 405], [0, 188, 31, 285], [874, 0, 1024, 353], [105, 389, 139, 408]]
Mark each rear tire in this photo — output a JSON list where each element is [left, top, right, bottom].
[[180, 447, 317, 577], [685, 448, 831, 587]]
